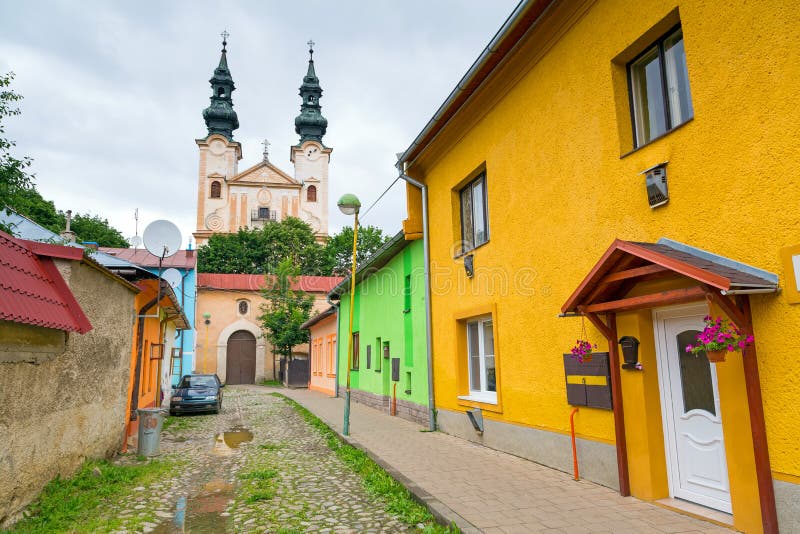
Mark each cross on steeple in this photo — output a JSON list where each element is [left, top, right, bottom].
[[307, 39, 315, 59], [221, 30, 229, 51], [262, 139, 270, 161]]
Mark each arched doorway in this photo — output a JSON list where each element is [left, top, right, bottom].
[[226, 331, 256, 385]]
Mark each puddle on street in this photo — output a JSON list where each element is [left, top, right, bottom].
[[152, 479, 235, 533], [211, 427, 253, 456]]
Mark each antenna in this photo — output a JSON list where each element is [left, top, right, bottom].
[[162, 268, 183, 290], [131, 208, 141, 249], [143, 220, 182, 259]]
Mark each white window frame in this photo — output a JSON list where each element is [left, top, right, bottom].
[[459, 316, 497, 404]]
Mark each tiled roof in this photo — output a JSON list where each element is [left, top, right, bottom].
[[197, 273, 343, 293], [98, 247, 197, 269], [0, 231, 92, 333]]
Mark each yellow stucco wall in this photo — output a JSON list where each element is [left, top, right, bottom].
[[404, 0, 800, 530]]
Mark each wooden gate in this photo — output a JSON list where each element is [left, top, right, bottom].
[[226, 331, 256, 385]]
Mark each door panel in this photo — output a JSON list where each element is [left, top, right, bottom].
[[227, 331, 256, 385], [655, 307, 731, 513]]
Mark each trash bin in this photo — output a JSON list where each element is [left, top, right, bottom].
[[136, 408, 164, 456]]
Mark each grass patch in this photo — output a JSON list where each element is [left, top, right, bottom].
[[272, 393, 459, 533], [260, 379, 283, 387], [238, 468, 278, 503], [258, 442, 287, 451], [5, 457, 176, 534], [161, 414, 202, 432]]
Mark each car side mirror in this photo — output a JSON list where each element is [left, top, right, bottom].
[[219, 383, 225, 388]]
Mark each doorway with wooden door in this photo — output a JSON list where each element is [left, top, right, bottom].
[[654, 304, 732, 513], [226, 330, 256, 385]]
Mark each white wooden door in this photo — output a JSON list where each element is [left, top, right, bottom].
[[654, 304, 732, 513]]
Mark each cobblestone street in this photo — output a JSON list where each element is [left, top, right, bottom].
[[106, 386, 420, 533]]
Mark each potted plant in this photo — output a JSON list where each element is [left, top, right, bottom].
[[570, 339, 597, 363], [685, 315, 754, 363]]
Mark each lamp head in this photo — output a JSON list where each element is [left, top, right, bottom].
[[337, 193, 361, 216]]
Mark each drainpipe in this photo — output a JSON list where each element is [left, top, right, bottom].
[[398, 170, 436, 432], [327, 293, 341, 398]]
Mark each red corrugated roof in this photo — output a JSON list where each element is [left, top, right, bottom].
[[98, 247, 197, 269], [197, 273, 343, 293], [0, 231, 92, 333]]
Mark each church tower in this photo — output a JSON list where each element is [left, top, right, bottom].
[[194, 33, 243, 247], [291, 40, 331, 241]]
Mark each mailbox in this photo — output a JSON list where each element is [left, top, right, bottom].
[[391, 358, 400, 382], [563, 352, 612, 410], [383, 344, 390, 359]]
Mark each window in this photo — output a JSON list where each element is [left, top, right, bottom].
[[628, 26, 693, 147], [210, 180, 221, 198], [460, 173, 489, 252], [466, 317, 496, 403], [307, 185, 317, 202], [238, 300, 249, 315], [258, 207, 270, 219], [351, 332, 360, 370]]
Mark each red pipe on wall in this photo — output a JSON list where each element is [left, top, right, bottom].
[[570, 407, 580, 481], [391, 383, 397, 416]]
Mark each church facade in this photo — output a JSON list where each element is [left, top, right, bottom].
[[193, 38, 331, 246]]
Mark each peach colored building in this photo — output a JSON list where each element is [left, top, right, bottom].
[[302, 307, 337, 396], [195, 274, 341, 384]]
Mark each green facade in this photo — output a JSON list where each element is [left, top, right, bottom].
[[335, 237, 428, 416]]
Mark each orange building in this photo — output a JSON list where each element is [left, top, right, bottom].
[[123, 279, 189, 449], [302, 307, 337, 396]]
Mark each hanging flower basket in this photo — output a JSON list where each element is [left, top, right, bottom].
[[685, 316, 754, 364], [568, 318, 597, 363]]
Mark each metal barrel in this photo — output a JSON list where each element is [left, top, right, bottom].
[[136, 408, 164, 456]]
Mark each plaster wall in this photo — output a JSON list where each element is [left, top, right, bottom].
[[308, 312, 337, 395], [0, 260, 136, 527], [403, 0, 800, 530]]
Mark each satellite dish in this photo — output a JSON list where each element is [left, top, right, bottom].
[[129, 235, 142, 248], [143, 220, 182, 258], [162, 268, 183, 289]]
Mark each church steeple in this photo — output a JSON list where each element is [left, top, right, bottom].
[[294, 40, 328, 145], [203, 31, 239, 140]]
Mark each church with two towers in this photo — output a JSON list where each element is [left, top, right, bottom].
[[193, 36, 331, 246]]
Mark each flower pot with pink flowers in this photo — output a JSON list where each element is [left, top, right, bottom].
[[685, 315, 754, 363]]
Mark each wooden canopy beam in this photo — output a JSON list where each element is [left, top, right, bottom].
[[581, 286, 705, 314], [597, 264, 670, 285], [703, 287, 748, 329]]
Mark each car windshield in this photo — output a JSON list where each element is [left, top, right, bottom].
[[178, 376, 216, 388]]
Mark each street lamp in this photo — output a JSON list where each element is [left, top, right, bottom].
[[338, 193, 361, 436], [203, 312, 211, 374]]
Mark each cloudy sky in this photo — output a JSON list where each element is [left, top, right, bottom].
[[1, 0, 518, 247]]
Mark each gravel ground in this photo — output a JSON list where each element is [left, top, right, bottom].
[[107, 386, 415, 533]]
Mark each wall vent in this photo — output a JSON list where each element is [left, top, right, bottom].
[[641, 162, 669, 209]]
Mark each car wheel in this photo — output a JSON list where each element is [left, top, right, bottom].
[[213, 402, 221, 414]]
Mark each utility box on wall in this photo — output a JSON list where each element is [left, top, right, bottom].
[[563, 352, 612, 410], [391, 358, 400, 382]]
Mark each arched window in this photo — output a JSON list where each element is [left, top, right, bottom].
[[210, 180, 221, 198], [217, 87, 225, 97], [307, 185, 317, 202], [238, 300, 249, 315]]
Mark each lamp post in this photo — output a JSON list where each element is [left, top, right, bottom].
[[203, 312, 211, 374], [338, 193, 361, 436]]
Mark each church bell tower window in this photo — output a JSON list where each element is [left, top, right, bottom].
[[210, 180, 221, 198], [307, 185, 317, 202]]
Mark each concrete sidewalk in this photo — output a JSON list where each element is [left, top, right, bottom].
[[275, 387, 732, 534]]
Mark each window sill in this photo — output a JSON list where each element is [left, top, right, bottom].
[[620, 118, 693, 159], [458, 394, 497, 405], [453, 240, 490, 260]]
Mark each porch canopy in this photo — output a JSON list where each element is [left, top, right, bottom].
[[562, 237, 777, 317], [560, 237, 779, 533]]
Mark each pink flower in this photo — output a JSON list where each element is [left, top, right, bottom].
[[727, 344, 735, 352], [685, 345, 693, 353], [746, 335, 754, 343]]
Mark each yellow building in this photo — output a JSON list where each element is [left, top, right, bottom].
[[399, 1, 800, 532]]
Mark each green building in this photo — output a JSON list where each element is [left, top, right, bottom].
[[330, 232, 428, 424]]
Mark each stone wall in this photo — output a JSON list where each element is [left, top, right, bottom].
[[349, 389, 428, 426], [0, 259, 136, 527]]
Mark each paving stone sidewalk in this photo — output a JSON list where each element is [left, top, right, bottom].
[[276, 387, 733, 534]]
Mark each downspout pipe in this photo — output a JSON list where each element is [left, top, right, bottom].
[[327, 293, 341, 398], [398, 171, 436, 432]]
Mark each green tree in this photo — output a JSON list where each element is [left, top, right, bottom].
[[324, 225, 388, 275], [259, 258, 315, 360], [70, 213, 129, 247], [0, 72, 34, 231], [197, 217, 327, 274]]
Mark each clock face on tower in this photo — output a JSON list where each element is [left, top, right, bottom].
[[305, 146, 320, 160]]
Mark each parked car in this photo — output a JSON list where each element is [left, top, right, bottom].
[[170, 374, 224, 415]]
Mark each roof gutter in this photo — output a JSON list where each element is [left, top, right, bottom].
[[396, 0, 543, 170]]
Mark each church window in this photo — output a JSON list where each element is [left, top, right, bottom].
[[308, 95, 315, 104], [307, 185, 317, 202], [210, 180, 221, 198], [258, 207, 270, 219], [238, 300, 249, 315], [217, 87, 225, 97]]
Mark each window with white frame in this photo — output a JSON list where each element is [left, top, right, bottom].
[[466, 316, 496, 403], [460, 173, 489, 252], [628, 25, 693, 147]]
